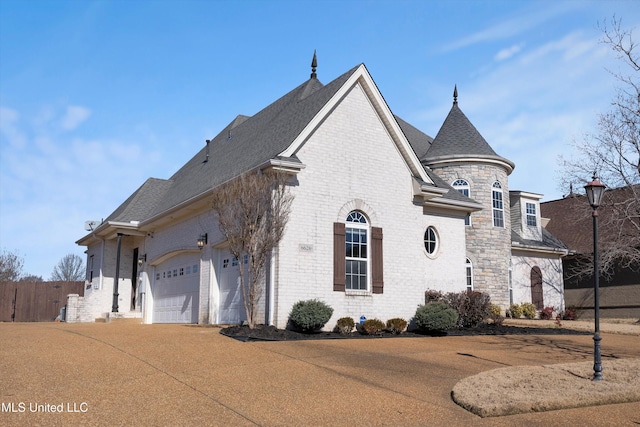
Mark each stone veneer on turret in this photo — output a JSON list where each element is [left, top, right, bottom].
[[422, 89, 515, 308]]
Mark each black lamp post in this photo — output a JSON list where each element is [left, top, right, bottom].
[[584, 174, 606, 382]]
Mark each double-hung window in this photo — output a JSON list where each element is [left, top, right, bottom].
[[345, 211, 368, 290], [492, 181, 504, 227], [525, 202, 537, 227]]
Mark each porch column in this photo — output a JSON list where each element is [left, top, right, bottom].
[[112, 233, 123, 313]]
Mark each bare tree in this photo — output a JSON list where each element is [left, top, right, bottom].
[[51, 254, 84, 282], [560, 17, 640, 278], [211, 171, 293, 329], [19, 274, 44, 282], [0, 249, 24, 282]]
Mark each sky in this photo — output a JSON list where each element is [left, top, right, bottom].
[[1, 0, 638, 279]]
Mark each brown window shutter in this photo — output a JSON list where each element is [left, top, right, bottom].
[[371, 226, 383, 294], [333, 222, 346, 292]]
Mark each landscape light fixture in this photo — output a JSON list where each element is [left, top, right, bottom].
[[584, 174, 606, 381], [197, 233, 208, 249]]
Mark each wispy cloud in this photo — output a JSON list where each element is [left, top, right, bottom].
[[61, 105, 91, 130], [442, 2, 582, 52], [495, 43, 524, 61], [0, 103, 163, 277]]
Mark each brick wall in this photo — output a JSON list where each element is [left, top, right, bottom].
[[271, 84, 468, 329]]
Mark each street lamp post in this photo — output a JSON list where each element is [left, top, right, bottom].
[[584, 174, 606, 382]]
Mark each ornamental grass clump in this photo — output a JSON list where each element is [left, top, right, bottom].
[[508, 303, 523, 318], [521, 302, 537, 319], [386, 318, 408, 334], [489, 304, 504, 326], [335, 317, 355, 334], [414, 302, 458, 334], [289, 299, 333, 333]]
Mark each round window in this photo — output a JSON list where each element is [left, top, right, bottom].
[[424, 226, 438, 255]]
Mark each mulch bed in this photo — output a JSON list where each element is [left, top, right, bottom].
[[220, 323, 592, 342]]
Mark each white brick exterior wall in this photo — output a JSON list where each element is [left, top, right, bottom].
[[511, 251, 564, 313], [272, 84, 467, 329]]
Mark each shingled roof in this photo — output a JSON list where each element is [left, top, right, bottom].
[[86, 63, 482, 236], [422, 94, 514, 173]]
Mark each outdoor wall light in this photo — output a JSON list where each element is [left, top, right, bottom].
[[137, 254, 147, 265], [584, 173, 606, 381], [197, 233, 208, 249]]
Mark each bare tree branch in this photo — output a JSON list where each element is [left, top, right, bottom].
[[211, 171, 293, 328], [559, 17, 640, 279]]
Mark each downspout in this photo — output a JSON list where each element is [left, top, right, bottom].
[[112, 233, 123, 313]]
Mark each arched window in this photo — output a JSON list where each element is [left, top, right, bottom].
[[492, 181, 504, 227], [452, 179, 470, 197], [453, 179, 471, 225], [466, 258, 473, 291], [345, 211, 368, 290], [424, 226, 438, 256]]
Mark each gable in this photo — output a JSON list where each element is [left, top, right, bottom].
[[279, 64, 434, 187]]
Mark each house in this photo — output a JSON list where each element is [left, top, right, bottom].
[[73, 57, 568, 326], [541, 186, 640, 318]]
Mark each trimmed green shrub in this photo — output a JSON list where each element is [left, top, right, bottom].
[[540, 306, 554, 320], [289, 299, 334, 332], [335, 317, 355, 334], [521, 302, 537, 319], [361, 318, 385, 335], [425, 289, 445, 303], [414, 302, 459, 333], [444, 290, 491, 328], [386, 318, 408, 335], [509, 303, 523, 319]]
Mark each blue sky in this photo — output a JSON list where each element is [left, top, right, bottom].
[[1, 0, 638, 279]]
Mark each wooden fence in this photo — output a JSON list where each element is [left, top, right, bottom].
[[0, 281, 84, 322]]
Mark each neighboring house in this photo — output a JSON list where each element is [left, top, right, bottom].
[[541, 186, 640, 318], [73, 59, 567, 326]]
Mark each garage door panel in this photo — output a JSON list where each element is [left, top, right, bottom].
[[153, 254, 200, 324]]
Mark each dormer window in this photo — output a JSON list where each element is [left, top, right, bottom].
[[525, 202, 537, 227]]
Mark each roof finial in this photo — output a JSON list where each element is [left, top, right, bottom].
[[453, 84, 458, 105], [310, 50, 317, 79]]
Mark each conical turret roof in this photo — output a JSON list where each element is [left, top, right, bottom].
[[423, 90, 514, 173]]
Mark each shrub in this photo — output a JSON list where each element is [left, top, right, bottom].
[[444, 290, 491, 328], [521, 302, 537, 319], [509, 303, 523, 319], [386, 318, 408, 335], [540, 306, 554, 320], [288, 299, 334, 332], [425, 289, 445, 303], [334, 317, 355, 334], [562, 307, 577, 321], [414, 302, 459, 333], [361, 318, 385, 335], [489, 304, 504, 326]]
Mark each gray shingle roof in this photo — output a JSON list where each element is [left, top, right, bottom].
[[103, 66, 360, 223], [105, 178, 173, 222], [511, 229, 568, 252], [423, 103, 514, 170], [101, 65, 483, 225]]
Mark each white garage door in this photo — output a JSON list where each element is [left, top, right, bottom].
[[153, 254, 200, 324], [219, 250, 247, 324]]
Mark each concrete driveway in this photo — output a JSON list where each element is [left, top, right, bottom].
[[1, 322, 639, 426]]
